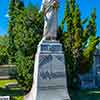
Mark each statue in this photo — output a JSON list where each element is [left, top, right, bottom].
[[39, 0, 58, 40], [24, 0, 71, 100]]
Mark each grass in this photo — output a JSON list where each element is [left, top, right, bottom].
[[0, 79, 24, 100], [11, 96, 23, 100], [70, 89, 100, 100], [0, 79, 100, 100], [0, 79, 17, 87], [0, 87, 25, 96]]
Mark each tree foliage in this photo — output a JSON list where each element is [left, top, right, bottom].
[[9, 3, 43, 90], [8, 0, 43, 91], [8, 0, 24, 64], [60, 0, 100, 88], [0, 35, 8, 64], [8, 0, 44, 90]]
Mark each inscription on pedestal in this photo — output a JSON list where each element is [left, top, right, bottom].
[[38, 54, 66, 89], [41, 44, 62, 52]]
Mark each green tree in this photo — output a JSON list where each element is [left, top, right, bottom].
[[0, 46, 8, 65], [0, 35, 8, 64], [8, 0, 24, 64], [13, 5, 43, 91], [81, 9, 100, 73], [60, 0, 100, 88]]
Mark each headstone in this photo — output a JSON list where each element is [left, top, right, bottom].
[[0, 96, 10, 100]]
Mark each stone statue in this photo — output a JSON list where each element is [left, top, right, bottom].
[[39, 0, 58, 39], [24, 0, 71, 99]]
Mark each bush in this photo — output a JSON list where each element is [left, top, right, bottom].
[[0, 46, 8, 65], [15, 51, 34, 91]]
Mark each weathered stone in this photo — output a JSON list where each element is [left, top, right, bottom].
[[24, 40, 70, 100]]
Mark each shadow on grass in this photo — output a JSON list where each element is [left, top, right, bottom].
[[70, 89, 100, 100], [0, 87, 25, 96], [1, 86, 100, 100]]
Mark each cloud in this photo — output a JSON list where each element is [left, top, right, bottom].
[[5, 14, 9, 18]]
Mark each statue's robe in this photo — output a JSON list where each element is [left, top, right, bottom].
[[40, 0, 57, 39]]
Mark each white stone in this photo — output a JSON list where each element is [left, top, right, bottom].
[[0, 96, 10, 100], [24, 40, 71, 100], [39, 0, 58, 38]]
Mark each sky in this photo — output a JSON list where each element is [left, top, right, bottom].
[[0, 0, 100, 36]]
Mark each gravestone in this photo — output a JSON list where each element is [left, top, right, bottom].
[[0, 96, 10, 100]]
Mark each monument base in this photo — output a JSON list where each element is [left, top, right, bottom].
[[24, 38, 71, 100]]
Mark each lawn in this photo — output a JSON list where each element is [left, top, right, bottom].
[[0, 80, 100, 100], [0, 79, 24, 100], [0, 79, 17, 87], [70, 89, 100, 100]]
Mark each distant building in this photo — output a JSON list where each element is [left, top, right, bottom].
[[94, 49, 100, 87], [79, 48, 100, 89]]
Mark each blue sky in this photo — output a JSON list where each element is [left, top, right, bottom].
[[0, 0, 100, 36]]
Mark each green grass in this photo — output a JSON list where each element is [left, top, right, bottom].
[[70, 89, 100, 100], [0, 80, 100, 100], [0, 79, 24, 100], [0, 79, 17, 87], [10, 96, 23, 100]]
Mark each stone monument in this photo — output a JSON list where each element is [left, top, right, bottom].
[[24, 0, 71, 100], [0, 96, 10, 100]]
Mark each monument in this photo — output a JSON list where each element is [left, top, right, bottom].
[[0, 96, 10, 100], [24, 0, 71, 100]]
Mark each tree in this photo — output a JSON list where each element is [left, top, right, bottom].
[[0, 45, 8, 65], [80, 9, 99, 73], [0, 35, 8, 64], [60, 0, 100, 88], [8, 0, 24, 64], [8, 0, 43, 91], [13, 5, 43, 91]]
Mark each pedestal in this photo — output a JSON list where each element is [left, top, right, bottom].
[[24, 39, 71, 100]]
